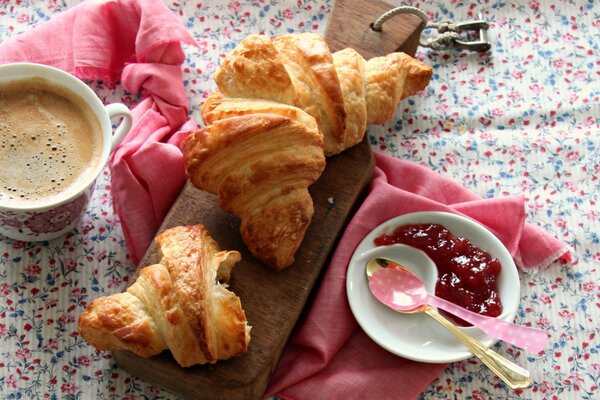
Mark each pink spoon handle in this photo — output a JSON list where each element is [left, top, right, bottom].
[[426, 294, 548, 353]]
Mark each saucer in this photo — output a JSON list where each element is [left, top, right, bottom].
[[346, 211, 520, 363]]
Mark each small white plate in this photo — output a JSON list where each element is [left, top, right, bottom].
[[346, 211, 520, 363]]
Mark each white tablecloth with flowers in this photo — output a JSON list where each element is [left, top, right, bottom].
[[0, 0, 598, 399]]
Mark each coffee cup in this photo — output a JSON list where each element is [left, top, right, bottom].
[[0, 63, 132, 241]]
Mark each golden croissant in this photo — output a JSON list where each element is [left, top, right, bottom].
[[203, 32, 432, 156], [182, 111, 325, 269], [77, 225, 251, 367]]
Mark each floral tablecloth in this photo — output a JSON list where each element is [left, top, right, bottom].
[[0, 0, 598, 399]]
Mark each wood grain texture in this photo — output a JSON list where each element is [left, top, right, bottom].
[[325, 0, 424, 59], [113, 138, 375, 399]]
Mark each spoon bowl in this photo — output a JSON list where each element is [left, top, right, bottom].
[[365, 257, 428, 313]]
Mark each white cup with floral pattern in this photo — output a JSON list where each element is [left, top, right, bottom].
[[0, 63, 132, 241]]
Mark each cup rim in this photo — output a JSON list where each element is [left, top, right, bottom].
[[0, 62, 111, 212]]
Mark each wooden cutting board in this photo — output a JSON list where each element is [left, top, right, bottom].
[[112, 0, 424, 398], [113, 138, 374, 399]]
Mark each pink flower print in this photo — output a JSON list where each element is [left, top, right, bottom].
[[0, 211, 22, 229], [470, 74, 485, 84], [144, 386, 162, 396], [565, 181, 578, 191], [25, 264, 42, 277], [569, 93, 579, 104], [435, 103, 449, 114], [533, 23, 544, 36], [537, 317, 551, 329], [512, 70, 523, 79], [96, 250, 108, 262], [17, 14, 29, 24], [461, 95, 474, 106], [471, 389, 486, 400], [574, 70, 588, 80], [538, 380, 556, 394], [11, 241, 26, 250], [44, 298, 58, 309], [58, 313, 75, 325], [76, 355, 91, 367], [540, 294, 552, 304], [108, 277, 122, 289], [66, 259, 78, 272], [282, 8, 294, 19], [491, 108, 505, 117], [60, 382, 79, 396], [511, 39, 524, 48], [44, 338, 59, 351], [480, 132, 494, 141], [15, 347, 32, 363], [582, 281, 596, 292], [529, 0, 540, 11], [0, 282, 10, 296], [24, 195, 87, 234], [590, 363, 600, 376], [70, 287, 84, 299], [559, 309, 574, 319], [228, 1, 241, 14], [445, 153, 458, 165], [529, 83, 544, 95], [6, 374, 17, 389], [218, 25, 232, 40], [0, 323, 8, 337], [197, 38, 208, 52], [565, 151, 580, 162], [206, 61, 218, 74], [552, 58, 565, 69], [508, 90, 522, 101], [122, 395, 138, 400]]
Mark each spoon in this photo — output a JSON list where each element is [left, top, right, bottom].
[[365, 257, 532, 390], [367, 257, 549, 353]]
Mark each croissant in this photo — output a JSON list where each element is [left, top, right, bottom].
[[77, 225, 251, 367], [204, 32, 432, 156], [181, 111, 325, 269]]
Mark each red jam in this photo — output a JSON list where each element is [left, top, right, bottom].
[[374, 223, 502, 324]]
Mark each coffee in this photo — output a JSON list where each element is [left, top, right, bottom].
[[0, 78, 103, 207]]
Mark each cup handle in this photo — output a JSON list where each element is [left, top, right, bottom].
[[104, 103, 133, 152]]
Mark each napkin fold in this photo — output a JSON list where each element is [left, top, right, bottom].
[[0, 0, 197, 264], [266, 152, 570, 400]]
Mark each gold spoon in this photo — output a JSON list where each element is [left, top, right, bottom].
[[366, 257, 531, 390]]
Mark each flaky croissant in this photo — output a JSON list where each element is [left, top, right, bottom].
[[203, 32, 432, 156], [77, 225, 251, 367], [181, 111, 325, 270]]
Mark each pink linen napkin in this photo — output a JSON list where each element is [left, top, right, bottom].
[[266, 151, 570, 400], [0, 0, 197, 264]]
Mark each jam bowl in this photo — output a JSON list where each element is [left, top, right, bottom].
[[346, 211, 520, 363]]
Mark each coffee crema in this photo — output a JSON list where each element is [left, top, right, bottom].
[[0, 78, 103, 207]]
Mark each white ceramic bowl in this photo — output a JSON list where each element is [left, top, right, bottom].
[[346, 211, 520, 363]]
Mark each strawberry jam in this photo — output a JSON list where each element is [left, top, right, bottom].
[[374, 223, 502, 324]]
